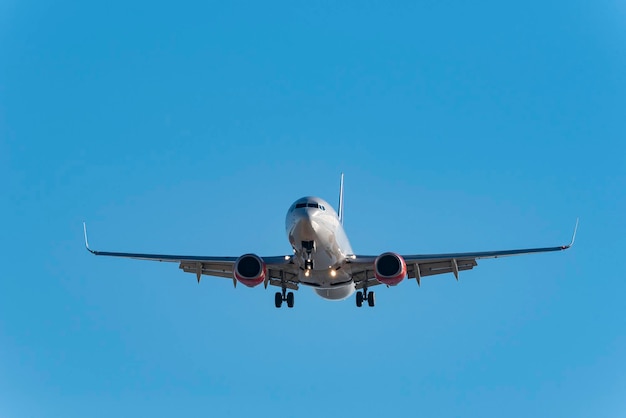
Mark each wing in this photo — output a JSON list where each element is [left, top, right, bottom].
[[83, 224, 300, 289], [349, 220, 578, 289]]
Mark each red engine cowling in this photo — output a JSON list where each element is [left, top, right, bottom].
[[374, 252, 407, 286], [234, 254, 266, 287]]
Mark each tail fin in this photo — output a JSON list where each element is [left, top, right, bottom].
[[338, 173, 344, 225]]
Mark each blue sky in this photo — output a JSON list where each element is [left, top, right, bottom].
[[1, 1, 625, 416]]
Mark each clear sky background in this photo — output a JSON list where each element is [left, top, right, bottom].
[[1, 1, 625, 416]]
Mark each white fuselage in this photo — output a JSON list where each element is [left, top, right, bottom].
[[285, 197, 355, 300]]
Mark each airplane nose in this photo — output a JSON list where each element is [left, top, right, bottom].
[[295, 208, 314, 221], [291, 209, 317, 240]]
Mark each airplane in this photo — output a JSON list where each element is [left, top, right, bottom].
[[84, 174, 578, 308]]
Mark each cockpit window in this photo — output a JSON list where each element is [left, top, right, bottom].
[[295, 202, 326, 210]]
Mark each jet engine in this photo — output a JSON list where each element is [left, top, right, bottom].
[[234, 254, 266, 287], [374, 252, 407, 286]]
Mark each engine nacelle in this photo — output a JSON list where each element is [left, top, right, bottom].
[[234, 254, 266, 287], [374, 252, 407, 286]]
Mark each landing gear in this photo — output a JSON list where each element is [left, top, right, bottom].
[[302, 240, 314, 271], [356, 288, 375, 308], [275, 287, 294, 309]]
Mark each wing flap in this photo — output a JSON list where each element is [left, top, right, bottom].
[[179, 260, 301, 287], [268, 279, 299, 290], [408, 259, 477, 278], [350, 258, 478, 287], [179, 261, 234, 279]]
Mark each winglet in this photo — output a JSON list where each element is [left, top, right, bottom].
[[563, 218, 579, 249], [83, 222, 96, 254], [338, 173, 344, 225]]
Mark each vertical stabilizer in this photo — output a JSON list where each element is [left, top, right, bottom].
[[338, 173, 344, 225]]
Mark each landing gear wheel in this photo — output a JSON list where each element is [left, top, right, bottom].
[[367, 291, 376, 307], [274, 292, 283, 308], [286, 292, 294, 308], [356, 291, 363, 307]]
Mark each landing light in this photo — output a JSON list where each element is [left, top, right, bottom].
[[305, 270, 310, 277], [330, 270, 337, 277]]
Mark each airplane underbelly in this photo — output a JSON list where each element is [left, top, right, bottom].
[[314, 285, 355, 301]]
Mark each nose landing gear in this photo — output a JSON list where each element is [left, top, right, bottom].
[[302, 240, 315, 271]]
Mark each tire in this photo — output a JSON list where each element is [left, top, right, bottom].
[[367, 291, 375, 307], [275, 292, 282, 308], [356, 291, 363, 307], [286, 292, 295, 308]]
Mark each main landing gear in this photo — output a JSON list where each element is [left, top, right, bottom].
[[356, 288, 375, 308], [275, 287, 294, 308]]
